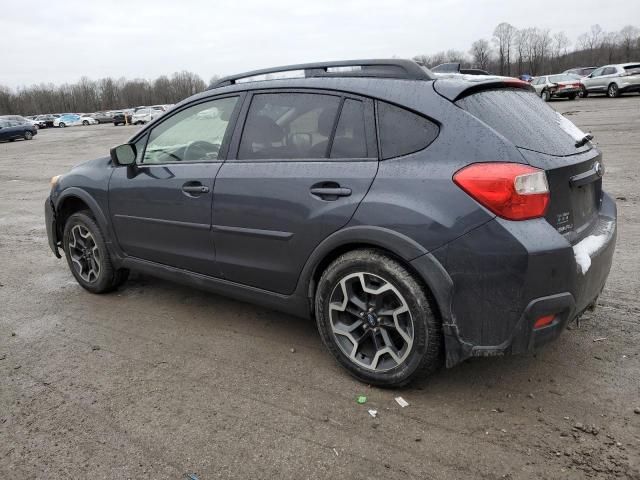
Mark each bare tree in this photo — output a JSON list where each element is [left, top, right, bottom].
[[470, 39, 492, 70], [619, 25, 640, 61], [493, 22, 516, 75]]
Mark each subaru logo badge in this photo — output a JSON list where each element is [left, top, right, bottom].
[[594, 161, 604, 177]]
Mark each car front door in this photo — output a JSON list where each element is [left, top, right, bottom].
[[212, 91, 379, 295], [584, 67, 605, 91], [109, 95, 242, 276]]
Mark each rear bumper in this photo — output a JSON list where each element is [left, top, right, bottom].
[[552, 88, 580, 97], [431, 192, 617, 367], [45, 197, 61, 258]]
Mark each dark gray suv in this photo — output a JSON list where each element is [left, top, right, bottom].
[[45, 60, 617, 386]]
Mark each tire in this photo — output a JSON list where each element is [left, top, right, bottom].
[[315, 249, 442, 387], [607, 83, 620, 98], [568, 93, 577, 100], [541, 90, 551, 102], [59, 122, 66, 128], [579, 86, 588, 98], [82, 120, 89, 126], [24, 131, 33, 140], [62, 211, 129, 293]]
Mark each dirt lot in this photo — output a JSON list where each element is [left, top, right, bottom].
[[1, 97, 639, 479]]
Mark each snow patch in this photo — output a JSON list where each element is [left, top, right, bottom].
[[572, 222, 615, 275]]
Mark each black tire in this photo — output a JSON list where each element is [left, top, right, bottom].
[[315, 249, 442, 387], [24, 131, 33, 140], [541, 90, 551, 102], [59, 122, 66, 128], [568, 93, 577, 100], [62, 211, 129, 293], [579, 86, 588, 98], [607, 83, 620, 98], [82, 120, 89, 126]]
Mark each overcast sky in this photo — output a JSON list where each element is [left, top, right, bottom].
[[2, 0, 638, 88]]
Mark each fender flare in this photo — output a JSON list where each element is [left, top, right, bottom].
[[54, 187, 124, 262], [294, 225, 453, 321]]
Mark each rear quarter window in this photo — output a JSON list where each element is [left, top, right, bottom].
[[377, 101, 439, 160], [456, 89, 590, 156]]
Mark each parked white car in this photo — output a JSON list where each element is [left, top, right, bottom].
[[581, 63, 640, 97], [131, 108, 163, 125], [53, 114, 98, 127]]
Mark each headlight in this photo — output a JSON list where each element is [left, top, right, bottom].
[[50, 175, 62, 187]]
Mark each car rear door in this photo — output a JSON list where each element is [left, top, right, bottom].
[[109, 94, 243, 276], [212, 90, 379, 294]]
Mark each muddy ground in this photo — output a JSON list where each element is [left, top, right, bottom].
[[1, 97, 639, 479]]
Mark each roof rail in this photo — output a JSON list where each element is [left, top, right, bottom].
[[209, 59, 434, 89]]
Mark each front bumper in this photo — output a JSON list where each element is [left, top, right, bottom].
[[433, 193, 617, 367], [45, 197, 61, 258]]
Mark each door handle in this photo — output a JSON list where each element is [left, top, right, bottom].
[[182, 183, 210, 194], [310, 187, 352, 199]]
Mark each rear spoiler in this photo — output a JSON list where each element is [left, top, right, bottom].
[[433, 76, 534, 102]]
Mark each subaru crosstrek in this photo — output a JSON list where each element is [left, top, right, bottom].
[[45, 60, 617, 386]]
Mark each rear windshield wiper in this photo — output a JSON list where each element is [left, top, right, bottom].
[[575, 133, 594, 148]]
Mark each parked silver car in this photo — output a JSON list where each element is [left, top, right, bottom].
[[531, 74, 582, 101], [581, 63, 640, 97]]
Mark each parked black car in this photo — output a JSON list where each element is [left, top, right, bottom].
[[35, 114, 57, 128], [112, 111, 132, 126], [91, 112, 114, 124], [0, 117, 37, 142], [45, 59, 616, 386]]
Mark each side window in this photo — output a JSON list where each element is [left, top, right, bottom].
[[377, 101, 439, 160], [603, 67, 616, 75], [238, 93, 340, 160], [590, 68, 603, 77], [330, 99, 368, 159], [142, 96, 238, 164]]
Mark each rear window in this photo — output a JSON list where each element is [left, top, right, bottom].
[[548, 74, 575, 83], [623, 64, 640, 74], [377, 101, 439, 160], [456, 89, 590, 156]]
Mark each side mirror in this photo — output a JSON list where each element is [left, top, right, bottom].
[[110, 143, 137, 166]]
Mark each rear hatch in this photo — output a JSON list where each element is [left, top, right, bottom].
[[453, 87, 602, 243]]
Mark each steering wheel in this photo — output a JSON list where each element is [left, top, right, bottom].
[[183, 141, 220, 161]]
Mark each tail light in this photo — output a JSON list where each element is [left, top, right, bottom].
[[453, 163, 550, 221], [534, 314, 555, 329]]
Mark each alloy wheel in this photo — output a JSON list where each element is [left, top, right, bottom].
[[608, 84, 618, 97], [329, 272, 414, 372], [68, 224, 101, 283]]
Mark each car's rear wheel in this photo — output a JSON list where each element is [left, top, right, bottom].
[[607, 83, 619, 98], [568, 93, 577, 100], [23, 131, 33, 140], [82, 120, 89, 126], [315, 249, 442, 387], [63, 211, 129, 293], [580, 87, 588, 98], [541, 90, 551, 102], [59, 122, 66, 128]]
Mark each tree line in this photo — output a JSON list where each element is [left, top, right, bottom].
[[0, 71, 214, 116], [414, 23, 640, 76], [2, 22, 639, 115]]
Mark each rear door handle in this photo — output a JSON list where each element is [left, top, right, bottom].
[[310, 187, 352, 198], [182, 183, 210, 194]]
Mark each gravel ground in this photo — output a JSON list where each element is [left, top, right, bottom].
[[1, 97, 639, 479]]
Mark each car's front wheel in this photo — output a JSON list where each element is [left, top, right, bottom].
[[23, 131, 33, 140], [59, 122, 66, 128], [541, 90, 551, 102], [315, 249, 442, 387], [82, 120, 89, 126], [63, 211, 129, 293]]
